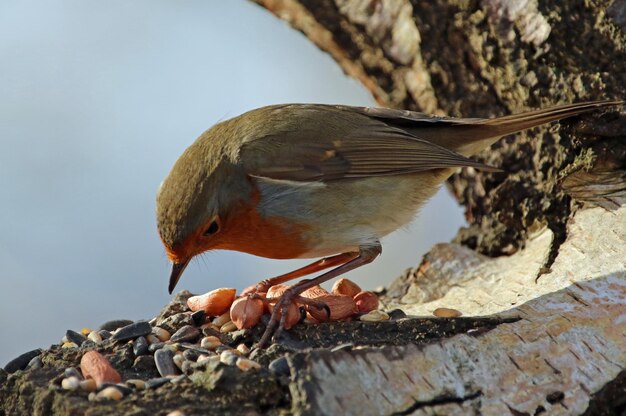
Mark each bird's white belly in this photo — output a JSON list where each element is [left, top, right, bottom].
[[255, 172, 447, 257]]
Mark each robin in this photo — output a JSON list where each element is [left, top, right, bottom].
[[156, 100, 621, 345]]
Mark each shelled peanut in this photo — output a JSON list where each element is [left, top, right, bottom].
[[187, 278, 381, 331]]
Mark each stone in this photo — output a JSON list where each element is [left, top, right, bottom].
[[132, 355, 156, 371], [99, 319, 134, 332], [65, 329, 87, 346], [158, 313, 194, 333], [170, 325, 200, 343], [145, 377, 170, 389], [133, 336, 149, 356], [155, 349, 180, 377], [61, 377, 80, 391], [112, 321, 152, 341], [191, 310, 206, 326], [64, 367, 83, 380], [3, 349, 42, 373], [155, 290, 193, 327], [26, 356, 42, 370], [268, 356, 290, 377]]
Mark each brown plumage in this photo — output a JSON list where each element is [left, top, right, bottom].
[[156, 100, 622, 346]]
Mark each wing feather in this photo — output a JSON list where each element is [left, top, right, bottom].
[[239, 105, 499, 182]]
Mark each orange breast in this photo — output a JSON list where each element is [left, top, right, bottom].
[[213, 192, 311, 260]]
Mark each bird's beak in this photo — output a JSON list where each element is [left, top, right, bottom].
[[168, 259, 190, 294]]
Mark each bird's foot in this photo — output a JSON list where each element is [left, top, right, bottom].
[[295, 296, 331, 323], [256, 282, 331, 348]]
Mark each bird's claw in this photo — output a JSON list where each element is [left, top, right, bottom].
[[257, 287, 298, 348], [296, 296, 331, 322]]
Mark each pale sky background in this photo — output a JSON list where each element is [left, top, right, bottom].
[[0, 0, 465, 365]]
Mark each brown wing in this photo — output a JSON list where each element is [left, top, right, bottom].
[[238, 105, 499, 182]]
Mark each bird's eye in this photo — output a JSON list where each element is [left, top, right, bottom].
[[204, 220, 219, 236]]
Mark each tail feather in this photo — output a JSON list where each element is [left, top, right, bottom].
[[481, 100, 623, 133], [431, 100, 623, 156]]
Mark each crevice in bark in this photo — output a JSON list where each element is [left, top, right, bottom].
[[583, 370, 626, 416], [391, 390, 483, 415]]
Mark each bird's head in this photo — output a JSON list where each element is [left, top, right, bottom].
[[156, 124, 251, 294]]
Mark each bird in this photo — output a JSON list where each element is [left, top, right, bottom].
[[156, 100, 622, 345]]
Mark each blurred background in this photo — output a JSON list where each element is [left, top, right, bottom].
[[0, 0, 465, 366]]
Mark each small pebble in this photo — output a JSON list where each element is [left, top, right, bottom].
[[167, 410, 185, 416], [62, 376, 81, 391], [173, 353, 185, 371], [220, 321, 237, 333], [132, 355, 156, 371], [215, 345, 232, 354], [64, 367, 83, 380], [200, 323, 221, 334], [87, 331, 103, 343], [99, 319, 134, 332], [126, 379, 146, 390], [80, 379, 97, 392], [146, 334, 161, 344], [159, 313, 194, 332], [170, 325, 200, 343], [96, 386, 123, 401], [182, 350, 199, 362], [359, 310, 390, 322], [153, 327, 171, 342], [65, 330, 87, 346], [112, 321, 152, 341], [169, 374, 186, 384], [200, 336, 222, 350], [236, 344, 250, 355], [155, 349, 180, 377], [219, 350, 238, 366], [26, 356, 43, 370], [196, 355, 212, 365], [98, 330, 112, 340], [181, 361, 193, 374], [235, 358, 261, 372], [107, 383, 132, 395], [81, 340, 97, 349], [248, 348, 261, 361], [230, 330, 247, 343], [148, 342, 166, 353], [133, 336, 149, 356], [387, 309, 407, 320], [88, 392, 97, 401], [191, 310, 206, 326], [62, 342, 78, 349], [3, 349, 42, 373], [145, 377, 170, 389], [212, 312, 231, 327], [433, 307, 462, 318], [268, 357, 290, 377], [80, 327, 92, 335]]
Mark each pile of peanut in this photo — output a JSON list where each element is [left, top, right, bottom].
[[186, 278, 379, 331]]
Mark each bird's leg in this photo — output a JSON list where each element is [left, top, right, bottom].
[[257, 243, 382, 348], [241, 252, 358, 295], [294, 295, 332, 322]]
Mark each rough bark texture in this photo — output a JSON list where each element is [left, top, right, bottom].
[[249, 0, 626, 413], [1, 1, 625, 415]]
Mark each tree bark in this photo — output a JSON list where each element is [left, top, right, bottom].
[[250, 0, 626, 414], [2, 2, 625, 415]]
